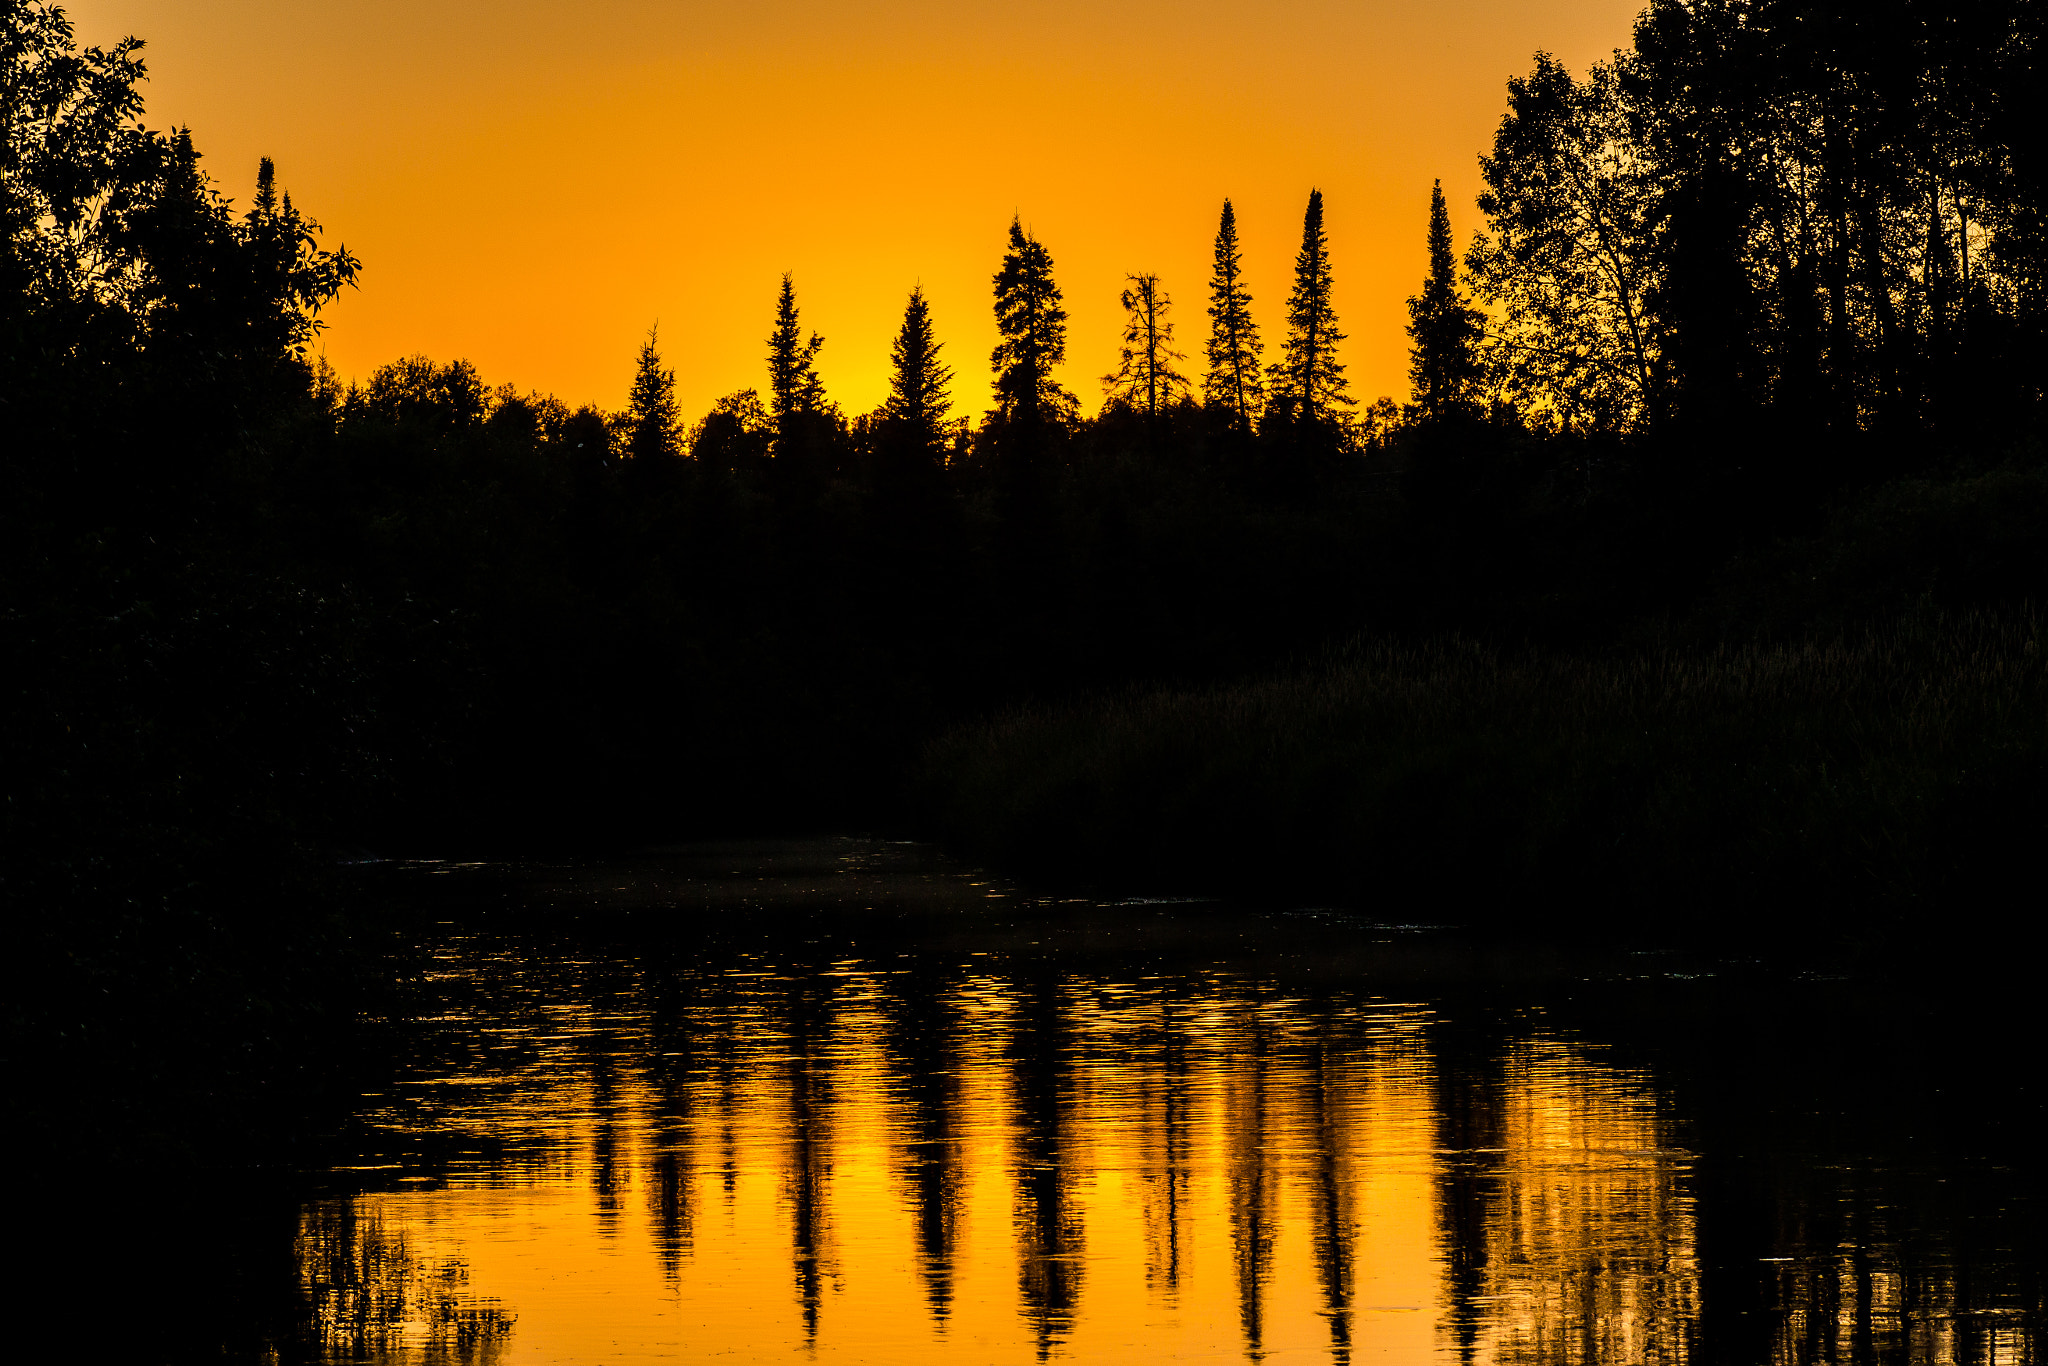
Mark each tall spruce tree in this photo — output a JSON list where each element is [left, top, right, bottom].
[[1406, 180, 1484, 421], [624, 324, 680, 462], [990, 216, 1077, 429], [1267, 188, 1353, 430], [765, 271, 826, 452], [1203, 199, 1264, 431], [1104, 272, 1190, 422], [881, 284, 953, 454]]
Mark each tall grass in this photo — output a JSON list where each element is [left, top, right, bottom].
[[920, 610, 2046, 933]]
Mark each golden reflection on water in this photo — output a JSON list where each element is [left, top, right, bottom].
[[1456, 1041, 1696, 1366], [299, 951, 1713, 1365]]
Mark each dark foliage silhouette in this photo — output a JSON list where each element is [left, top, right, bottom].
[[1103, 271, 1191, 426], [7, 0, 2046, 1180]]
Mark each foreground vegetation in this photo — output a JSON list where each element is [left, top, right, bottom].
[[922, 610, 2046, 934]]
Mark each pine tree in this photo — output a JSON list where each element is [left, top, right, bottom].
[[251, 156, 278, 219], [765, 271, 826, 450], [1267, 188, 1353, 430], [1203, 199, 1264, 431], [1104, 272, 1190, 422], [990, 216, 1077, 429], [1406, 180, 1484, 421], [625, 324, 680, 462], [881, 284, 953, 454]]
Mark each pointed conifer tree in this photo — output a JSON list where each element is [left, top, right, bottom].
[[1203, 199, 1264, 431], [241, 158, 297, 362], [1104, 273, 1190, 422], [881, 284, 953, 456], [625, 324, 680, 462], [230, 156, 357, 366], [765, 272, 826, 453], [134, 131, 242, 364], [1267, 189, 1353, 430], [1406, 180, 1484, 421], [252, 156, 278, 218], [990, 216, 1077, 430]]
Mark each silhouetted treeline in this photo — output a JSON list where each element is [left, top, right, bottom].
[[5, 0, 2045, 1155]]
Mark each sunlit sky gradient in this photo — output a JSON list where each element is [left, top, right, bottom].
[[74, 1, 1644, 420]]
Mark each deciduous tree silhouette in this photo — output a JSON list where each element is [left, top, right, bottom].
[[688, 389, 773, 475], [1406, 181, 1484, 422], [1203, 200, 1265, 434], [1104, 272, 1190, 427], [239, 156, 357, 366], [125, 138, 356, 397], [1632, 0, 1762, 440], [1466, 55, 1662, 434], [1267, 189, 1354, 438]]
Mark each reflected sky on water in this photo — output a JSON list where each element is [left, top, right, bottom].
[[293, 842, 2042, 1365]]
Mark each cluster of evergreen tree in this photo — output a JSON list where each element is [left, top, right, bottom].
[[600, 188, 1367, 514]]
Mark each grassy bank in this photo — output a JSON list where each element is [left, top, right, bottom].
[[920, 611, 2046, 936]]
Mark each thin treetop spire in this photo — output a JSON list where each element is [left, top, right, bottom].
[[1203, 199, 1264, 433], [1406, 179, 1483, 421], [1269, 188, 1353, 431]]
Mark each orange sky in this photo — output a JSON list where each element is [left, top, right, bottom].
[[74, 0, 1645, 421]]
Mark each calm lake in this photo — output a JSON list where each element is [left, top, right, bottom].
[[239, 841, 2042, 1363]]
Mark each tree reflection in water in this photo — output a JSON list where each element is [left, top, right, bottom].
[[298, 1202, 514, 1365], [1445, 1038, 1698, 1365], [292, 941, 2041, 1365]]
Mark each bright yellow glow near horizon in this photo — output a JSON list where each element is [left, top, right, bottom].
[[72, 0, 1646, 421]]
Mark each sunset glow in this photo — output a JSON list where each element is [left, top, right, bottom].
[[74, 0, 1646, 419]]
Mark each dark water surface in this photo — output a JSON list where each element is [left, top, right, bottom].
[[109, 841, 2048, 1363]]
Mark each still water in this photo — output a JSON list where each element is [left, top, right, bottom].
[[294, 841, 2039, 1365]]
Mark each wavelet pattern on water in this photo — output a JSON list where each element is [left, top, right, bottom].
[[300, 946, 1716, 1365]]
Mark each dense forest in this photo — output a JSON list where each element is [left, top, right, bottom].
[[4, 0, 2044, 1150]]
